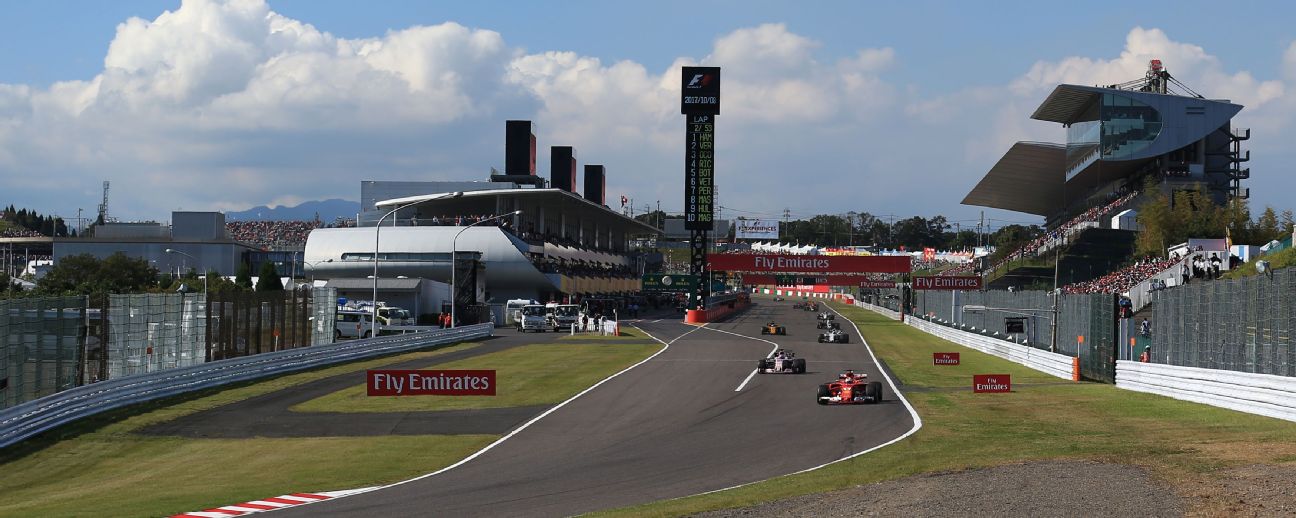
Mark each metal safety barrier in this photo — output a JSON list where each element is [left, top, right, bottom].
[[855, 301, 900, 320], [1116, 360, 1296, 423], [907, 317, 1076, 380], [0, 324, 493, 449]]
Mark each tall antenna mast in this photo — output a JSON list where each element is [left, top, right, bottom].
[[98, 181, 111, 223]]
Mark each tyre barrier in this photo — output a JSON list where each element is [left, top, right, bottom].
[[1116, 360, 1296, 423], [0, 324, 493, 449]]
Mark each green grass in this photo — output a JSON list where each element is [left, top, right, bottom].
[[558, 326, 650, 340], [0, 336, 658, 517], [1221, 246, 1296, 279], [590, 302, 1296, 517], [292, 342, 661, 413]]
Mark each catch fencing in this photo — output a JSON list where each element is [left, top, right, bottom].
[[0, 288, 337, 410], [910, 290, 1116, 382], [0, 296, 87, 409], [1148, 268, 1295, 376]]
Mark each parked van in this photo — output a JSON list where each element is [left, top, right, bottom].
[[551, 304, 580, 330], [336, 309, 374, 340], [505, 299, 539, 327], [517, 304, 554, 332]]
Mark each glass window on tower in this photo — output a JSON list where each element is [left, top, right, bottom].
[[1101, 93, 1162, 159]]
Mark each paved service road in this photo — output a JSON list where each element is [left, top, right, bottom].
[[274, 298, 915, 517]]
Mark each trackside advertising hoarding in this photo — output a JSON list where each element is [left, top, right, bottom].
[[368, 370, 496, 396], [912, 275, 983, 290], [708, 254, 911, 274], [934, 352, 960, 365], [972, 374, 1011, 393], [859, 280, 898, 289], [735, 218, 779, 240]]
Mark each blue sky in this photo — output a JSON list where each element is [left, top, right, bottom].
[[2, 0, 1294, 231]]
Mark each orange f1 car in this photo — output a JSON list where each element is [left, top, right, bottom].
[[816, 370, 884, 405]]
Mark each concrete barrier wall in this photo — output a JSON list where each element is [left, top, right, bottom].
[[1116, 360, 1296, 423], [907, 318, 1077, 381]]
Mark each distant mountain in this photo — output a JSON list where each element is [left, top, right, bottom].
[[225, 199, 359, 222]]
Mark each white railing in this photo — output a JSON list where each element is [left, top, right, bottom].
[[0, 324, 492, 449], [854, 301, 900, 320], [1116, 360, 1296, 423], [907, 318, 1076, 380]]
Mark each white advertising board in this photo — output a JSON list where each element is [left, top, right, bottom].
[[735, 218, 779, 240]]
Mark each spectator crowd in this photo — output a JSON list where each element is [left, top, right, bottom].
[[226, 220, 325, 250], [1062, 256, 1177, 294]]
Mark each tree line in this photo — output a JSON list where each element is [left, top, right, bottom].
[[2, 205, 71, 237], [635, 209, 1038, 253], [1, 253, 288, 299]]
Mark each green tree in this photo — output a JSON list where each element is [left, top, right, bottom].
[[234, 262, 254, 290], [36, 253, 158, 295], [255, 261, 283, 291]]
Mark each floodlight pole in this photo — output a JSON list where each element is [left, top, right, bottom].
[[451, 210, 522, 328], [1051, 247, 1060, 353], [373, 192, 461, 338], [164, 248, 204, 293]]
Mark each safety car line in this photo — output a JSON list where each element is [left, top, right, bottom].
[[240, 320, 705, 515]]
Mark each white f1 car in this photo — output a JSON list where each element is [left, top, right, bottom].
[[757, 349, 806, 374], [817, 312, 835, 321], [818, 328, 850, 343]]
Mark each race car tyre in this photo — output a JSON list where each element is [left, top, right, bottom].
[[866, 381, 883, 403], [843, 336, 850, 343], [794, 358, 806, 373], [761, 329, 769, 335], [778, 329, 786, 335], [816, 384, 831, 405], [817, 337, 825, 343]]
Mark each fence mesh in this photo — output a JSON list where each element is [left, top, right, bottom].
[[206, 287, 332, 361], [908, 289, 1116, 382], [1150, 268, 1295, 376], [0, 296, 87, 409], [106, 293, 207, 379]]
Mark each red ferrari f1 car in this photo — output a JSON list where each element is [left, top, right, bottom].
[[816, 370, 883, 405]]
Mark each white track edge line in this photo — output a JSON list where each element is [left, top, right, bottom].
[[681, 301, 924, 499], [696, 326, 781, 392], [264, 322, 700, 514]]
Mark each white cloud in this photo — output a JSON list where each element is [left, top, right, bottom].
[[0, 3, 1292, 231]]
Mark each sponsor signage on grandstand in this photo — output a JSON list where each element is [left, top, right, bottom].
[[934, 352, 960, 365], [708, 253, 911, 274], [367, 370, 496, 396], [641, 274, 698, 292], [972, 374, 1011, 393], [860, 280, 897, 289], [735, 218, 779, 240], [912, 275, 983, 290]]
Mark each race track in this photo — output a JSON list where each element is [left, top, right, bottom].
[[270, 298, 915, 517]]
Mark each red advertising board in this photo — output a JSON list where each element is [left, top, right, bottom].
[[912, 275, 983, 290], [708, 254, 911, 274], [367, 370, 497, 396], [744, 274, 893, 287], [972, 374, 1011, 393], [859, 280, 898, 289], [933, 352, 960, 365]]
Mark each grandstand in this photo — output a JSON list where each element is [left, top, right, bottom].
[[963, 60, 1248, 291]]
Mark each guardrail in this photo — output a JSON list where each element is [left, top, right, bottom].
[[907, 317, 1077, 381], [854, 301, 900, 320], [1116, 360, 1296, 423], [0, 324, 493, 449]]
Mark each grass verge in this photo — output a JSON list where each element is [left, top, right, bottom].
[[591, 302, 1296, 517], [292, 342, 661, 413], [0, 335, 657, 517]]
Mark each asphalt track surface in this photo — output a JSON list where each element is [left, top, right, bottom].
[[272, 298, 915, 517]]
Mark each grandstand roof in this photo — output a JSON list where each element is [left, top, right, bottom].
[[1031, 84, 1105, 124], [961, 142, 1065, 217], [377, 188, 661, 235]]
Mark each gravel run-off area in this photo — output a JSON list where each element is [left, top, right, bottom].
[[693, 460, 1296, 517]]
